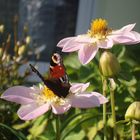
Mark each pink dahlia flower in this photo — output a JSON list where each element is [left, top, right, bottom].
[[57, 19, 140, 65], [1, 83, 108, 120]]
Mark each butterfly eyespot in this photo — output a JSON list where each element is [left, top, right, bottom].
[[52, 53, 61, 64]]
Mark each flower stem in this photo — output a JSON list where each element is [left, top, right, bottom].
[[110, 79, 117, 140], [102, 77, 107, 140], [132, 122, 136, 140], [56, 115, 61, 140]]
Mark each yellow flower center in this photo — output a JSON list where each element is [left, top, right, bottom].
[[33, 85, 67, 106], [88, 18, 111, 38], [42, 86, 56, 100]]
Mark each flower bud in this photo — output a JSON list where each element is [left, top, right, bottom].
[[99, 51, 121, 77], [125, 101, 140, 121]]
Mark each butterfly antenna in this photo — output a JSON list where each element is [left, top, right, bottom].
[[29, 64, 46, 82]]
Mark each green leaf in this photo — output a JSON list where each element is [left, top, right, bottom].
[[13, 121, 30, 130], [28, 114, 49, 138], [116, 120, 131, 139], [111, 44, 126, 59], [64, 53, 81, 69], [64, 130, 85, 140], [61, 111, 98, 133], [61, 113, 100, 140], [34, 119, 56, 140], [87, 120, 103, 140], [0, 123, 26, 140], [36, 135, 49, 140]]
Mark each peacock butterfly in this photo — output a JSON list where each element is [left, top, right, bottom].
[[30, 53, 71, 98]]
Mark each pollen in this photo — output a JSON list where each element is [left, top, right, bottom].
[[88, 18, 109, 37], [33, 85, 67, 105], [42, 86, 56, 100]]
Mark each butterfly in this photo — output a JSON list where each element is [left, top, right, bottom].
[[30, 53, 71, 98]]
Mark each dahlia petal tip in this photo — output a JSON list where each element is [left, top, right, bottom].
[[91, 92, 108, 104], [121, 23, 136, 32], [70, 82, 90, 93], [57, 37, 75, 48], [69, 93, 102, 108], [1, 86, 35, 104]]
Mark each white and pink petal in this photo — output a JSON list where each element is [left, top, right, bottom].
[[57, 37, 76, 48], [112, 23, 136, 34], [130, 31, 140, 43], [78, 44, 99, 65], [76, 35, 94, 43], [51, 103, 71, 114], [17, 102, 50, 120], [69, 93, 100, 108], [70, 83, 90, 93], [110, 34, 138, 44], [97, 39, 113, 49], [110, 23, 140, 45], [69, 91, 107, 108], [91, 92, 108, 104], [62, 41, 82, 52], [1, 86, 37, 105]]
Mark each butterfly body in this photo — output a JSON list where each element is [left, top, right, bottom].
[[30, 53, 70, 98]]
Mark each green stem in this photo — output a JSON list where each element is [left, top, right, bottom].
[[110, 79, 117, 140], [132, 122, 136, 140], [56, 115, 61, 140], [102, 77, 107, 140]]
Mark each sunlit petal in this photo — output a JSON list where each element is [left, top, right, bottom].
[[113, 23, 136, 34], [17, 102, 50, 120], [97, 39, 113, 49], [62, 43, 82, 52], [78, 44, 99, 65], [70, 83, 90, 93], [76, 35, 94, 43], [51, 103, 71, 114], [69, 93, 101, 108], [57, 37, 76, 48], [1, 86, 38, 105], [91, 92, 108, 104]]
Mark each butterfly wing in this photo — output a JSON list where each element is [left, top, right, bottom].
[[30, 53, 70, 98], [49, 53, 69, 84], [48, 53, 70, 98], [44, 79, 70, 98]]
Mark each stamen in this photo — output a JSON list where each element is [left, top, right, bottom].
[[88, 18, 110, 37], [42, 86, 56, 100], [33, 85, 67, 105]]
